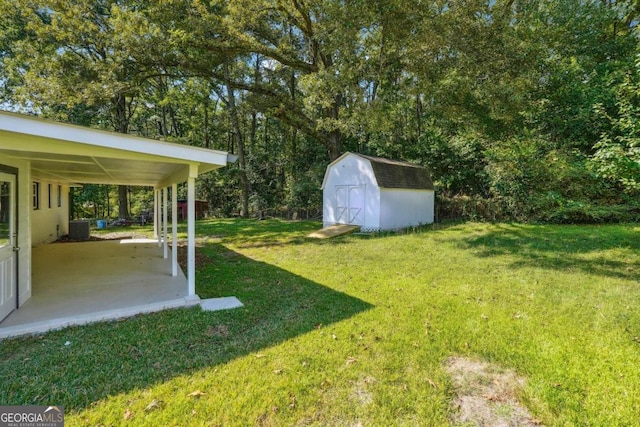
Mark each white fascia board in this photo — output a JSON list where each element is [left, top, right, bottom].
[[1, 133, 191, 166], [321, 151, 353, 189], [168, 154, 238, 186], [320, 167, 330, 190], [0, 111, 230, 167]]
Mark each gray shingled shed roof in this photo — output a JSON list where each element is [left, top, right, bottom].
[[353, 153, 434, 190]]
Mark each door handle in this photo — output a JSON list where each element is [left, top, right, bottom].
[[12, 246, 20, 252]]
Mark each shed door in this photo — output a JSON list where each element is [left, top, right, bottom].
[[0, 172, 17, 322], [335, 186, 348, 223], [334, 185, 365, 226], [348, 186, 364, 225]]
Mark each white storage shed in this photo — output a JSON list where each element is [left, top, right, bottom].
[[322, 152, 435, 231]]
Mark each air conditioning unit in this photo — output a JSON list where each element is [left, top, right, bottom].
[[69, 220, 90, 240]]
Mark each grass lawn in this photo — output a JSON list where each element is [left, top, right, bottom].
[[1, 219, 640, 426]]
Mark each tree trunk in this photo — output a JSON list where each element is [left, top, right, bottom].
[[285, 127, 298, 203], [326, 93, 343, 161], [250, 111, 257, 151], [285, 58, 298, 202], [223, 62, 250, 217], [69, 187, 74, 220], [250, 54, 260, 151], [118, 185, 129, 218], [113, 93, 130, 219], [203, 97, 210, 148], [327, 130, 341, 161]]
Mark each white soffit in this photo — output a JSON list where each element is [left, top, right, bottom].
[[0, 111, 235, 187]]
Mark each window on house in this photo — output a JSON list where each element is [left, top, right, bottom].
[[33, 182, 40, 210], [57, 185, 62, 208], [48, 184, 52, 208]]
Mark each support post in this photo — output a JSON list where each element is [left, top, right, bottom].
[[157, 189, 162, 247], [153, 189, 158, 240], [163, 186, 168, 259], [172, 182, 178, 276], [187, 171, 196, 297]]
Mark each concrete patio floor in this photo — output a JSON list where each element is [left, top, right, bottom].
[[0, 239, 202, 338]]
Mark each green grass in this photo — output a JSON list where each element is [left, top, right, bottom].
[[0, 222, 9, 245], [2, 219, 640, 426]]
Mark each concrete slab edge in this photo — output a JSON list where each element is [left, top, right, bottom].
[[0, 295, 245, 339], [199, 297, 244, 311], [0, 296, 201, 339]]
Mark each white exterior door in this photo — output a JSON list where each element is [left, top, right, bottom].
[[0, 172, 17, 322], [334, 185, 365, 226]]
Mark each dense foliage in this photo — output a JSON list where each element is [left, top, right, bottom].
[[1, 0, 639, 222]]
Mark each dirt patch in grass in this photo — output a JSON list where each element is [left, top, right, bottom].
[[445, 357, 543, 427], [205, 324, 229, 338], [351, 375, 377, 406]]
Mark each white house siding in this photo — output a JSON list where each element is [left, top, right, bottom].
[[0, 157, 32, 305], [379, 189, 434, 230], [322, 154, 381, 229], [31, 181, 69, 245]]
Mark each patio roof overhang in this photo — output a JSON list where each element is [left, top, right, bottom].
[[0, 110, 239, 328], [0, 110, 237, 188]]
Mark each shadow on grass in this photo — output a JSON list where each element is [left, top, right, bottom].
[[196, 218, 320, 244], [451, 223, 640, 280], [190, 218, 378, 250], [0, 243, 372, 412], [186, 218, 454, 248]]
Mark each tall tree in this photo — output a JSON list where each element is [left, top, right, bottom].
[[128, 0, 421, 161], [4, 0, 157, 217], [4, 0, 639, 221], [219, 61, 250, 217], [592, 49, 640, 191]]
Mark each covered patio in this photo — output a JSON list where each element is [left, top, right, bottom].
[[0, 239, 195, 337], [0, 111, 243, 338]]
